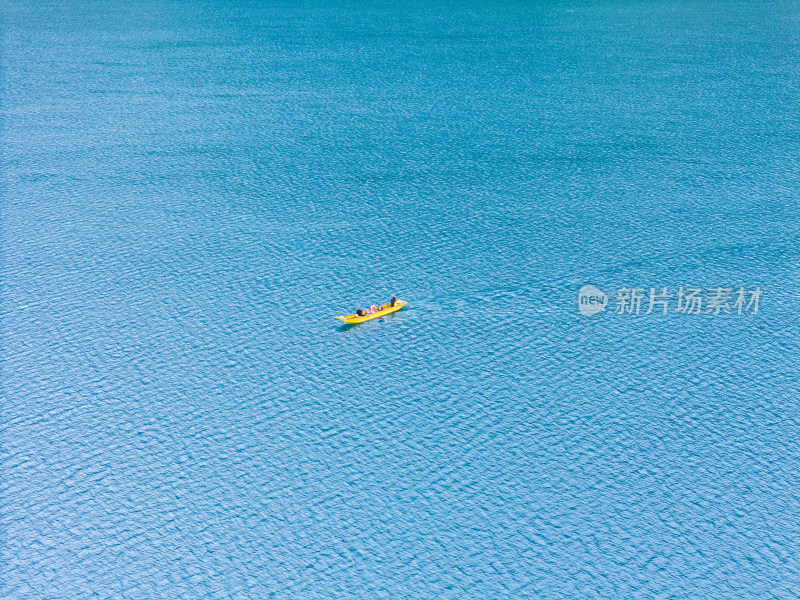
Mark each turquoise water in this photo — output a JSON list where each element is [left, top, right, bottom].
[[2, 1, 799, 598]]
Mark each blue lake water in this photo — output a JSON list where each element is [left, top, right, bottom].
[[2, 1, 799, 598]]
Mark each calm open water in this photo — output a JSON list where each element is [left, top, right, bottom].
[[2, 1, 800, 598]]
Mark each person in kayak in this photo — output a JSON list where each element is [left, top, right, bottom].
[[369, 304, 380, 314], [390, 295, 396, 307], [356, 308, 364, 317]]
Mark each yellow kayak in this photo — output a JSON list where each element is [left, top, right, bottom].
[[336, 300, 408, 324]]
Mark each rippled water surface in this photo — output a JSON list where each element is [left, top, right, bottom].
[[3, 1, 800, 598]]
